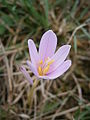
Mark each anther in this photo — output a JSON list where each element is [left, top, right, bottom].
[[43, 65, 50, 75], [47, 59, 54, 65], [39, 60, 43, 64], [38, 66, 43, 75]]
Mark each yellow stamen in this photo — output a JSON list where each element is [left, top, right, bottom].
[[38, 66, 43, 76], [43, 65, 50, 75], [39, 60, 43, 64], [38, 58, 54, 75], [47, 59, 54, 65]]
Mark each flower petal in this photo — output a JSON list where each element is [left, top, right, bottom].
[[47, 60, 71, 79], [20, 66, 33, 85], [26, 60, 39, 77], [39, 75, 49, 80], [28, 39, 39, 66], [47, 45, 71, 73], [39, 30, 57, 62], [27, 61, 49, 80]]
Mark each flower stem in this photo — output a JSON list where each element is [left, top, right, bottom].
[[28, 79, 39, 108]]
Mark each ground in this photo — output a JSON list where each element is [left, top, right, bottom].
[[0, 0, 90, 120]]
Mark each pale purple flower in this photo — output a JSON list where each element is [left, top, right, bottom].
[[20, 30, 71, 84]]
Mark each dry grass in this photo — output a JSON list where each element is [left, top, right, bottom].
[[0, 0, 90, 120]]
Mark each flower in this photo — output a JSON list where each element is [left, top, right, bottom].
[[20, 30, 71, 85]]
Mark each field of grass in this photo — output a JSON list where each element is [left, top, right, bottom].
[[0, 0, 90, 120]]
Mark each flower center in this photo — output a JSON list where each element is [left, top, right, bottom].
[[38, 58, 54, 76]]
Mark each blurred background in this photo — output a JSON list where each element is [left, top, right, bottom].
[[0, 0, 90, 120]]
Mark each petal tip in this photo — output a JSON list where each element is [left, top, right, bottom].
[[48, 29, 53, 32], [28, 39, 33, 45], [64, 45, 71, 51], [68, 45, 71, 49], [66, 45, 71, 49], [48, 30, 56, 35], [26, 60, 30, 66], [67, 60, 72, 67], [20, 66, 33, 85], [26, 60, 29, 63], [46, 30, 56, 36]]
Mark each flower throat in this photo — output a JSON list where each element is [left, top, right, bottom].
[[38, 58, 54, 76]]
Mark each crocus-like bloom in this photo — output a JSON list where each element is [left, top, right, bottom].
[[20, 30, 71, 85]]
